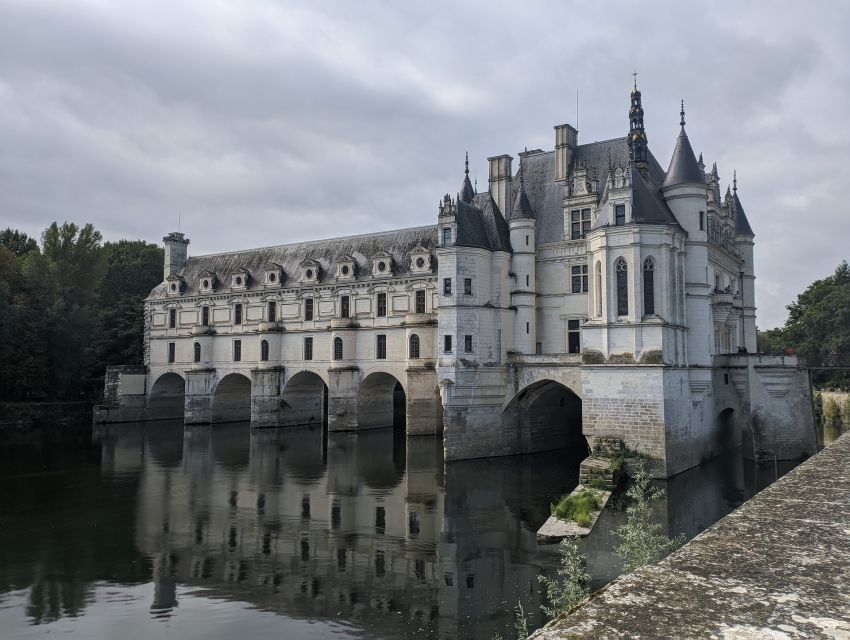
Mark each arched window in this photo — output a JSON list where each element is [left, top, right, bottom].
[[595, 261, 602, 317], [643, 258, 655, 316], [260, 339, 269, 362], [193, 342, 201, 363], [409, 334, 420, 359], [615, 257, 628, 316], [333, 337, 343, 361]]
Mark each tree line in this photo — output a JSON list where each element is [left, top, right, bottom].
[[758, 260, 850, 388], [0, 224, 162, 401]]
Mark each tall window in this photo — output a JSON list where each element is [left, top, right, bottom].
[[260, 339, 269, 362], [464, 335, 473, 353], [415, 289, 426, 314], [570, 208, 591, 239], [376, 293, 387, 317], [595, 261, 602, 317], [409, 334, 420, 359], [442, 227, 452, 245], [234, 303, 243, 325], [340, 295, 350, 318], [169, 308, 176, 329], [304, 298, 314, 321], [201, 305, 210, 326], [444, 335, 452, 353], [643, 258, 655, 316], [167, 342, 175, 363], [333, 337, 343, 360], [615, 204, 626, 226], [267, 301, 276, 322], [615, 257, 628, 316], [376, 334, 387, 359], [443, 278, 452, 295], [571, 265, 588, 293], [699, 211, 705, 231], [464, 278, 472, 295], [568, 319, 581, 353], [304, 337, 313, 360], [193, 342, 201, 363], [233, 339, 242, 362]]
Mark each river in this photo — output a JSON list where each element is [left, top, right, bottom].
[[0, 419, 822, 639]]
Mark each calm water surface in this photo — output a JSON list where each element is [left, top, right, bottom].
[[0, 421, 804, 639]]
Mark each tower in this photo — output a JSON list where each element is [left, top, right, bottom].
[[661, 101, 710, 366], [628, 77, 649, 177], [508, 169, 537, 354], [733, 172, 757, 352]]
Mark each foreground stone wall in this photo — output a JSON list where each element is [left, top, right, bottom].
[[530, 432, 850, 639]]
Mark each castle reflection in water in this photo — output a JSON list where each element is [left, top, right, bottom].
[[93, 421, 794, 639], [96, 422, 579, 639]]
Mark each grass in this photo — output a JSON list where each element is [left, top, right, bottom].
[[552, 489, 602, 527]]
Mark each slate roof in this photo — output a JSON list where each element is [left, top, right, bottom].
[[516, 138, 679, 240], [148, 225, 438, 298], [455, 196, 511, 251], [509, 168, 536, 221], [663, 126, 705, 188], [733, 191, 755, 236]]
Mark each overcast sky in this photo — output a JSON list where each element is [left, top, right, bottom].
[[1, 0, 848, 328]]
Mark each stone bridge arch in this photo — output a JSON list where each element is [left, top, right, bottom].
[[359, 370, 407, 430], [503, 378, 585, 455], [211, 372, 252, 424], [281, 369, 329, 429], [147, 372, 186, 421]]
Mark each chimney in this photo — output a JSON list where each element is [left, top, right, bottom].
[[163, 232, 190, 280], [488, 154, 513, 218], [554, 124, 578, 182]]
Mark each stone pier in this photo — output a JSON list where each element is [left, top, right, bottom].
[[531, 432, 850, 639]]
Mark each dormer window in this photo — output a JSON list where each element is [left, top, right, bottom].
[[166, 274, 184, 297], [615, 204, 626, 226], [198, 271, 216, 294], [301, 259, 320, 284], [231, 268, 250, 290], [371, 252, 393, 278], [410, 247, 432, 273], [336, 256, 355, 280], [263, 263, 283, 287]]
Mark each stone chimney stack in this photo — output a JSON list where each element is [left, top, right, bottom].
[[554, 124, 578, 182], [488, 154, 513, 217], [163, 232, 190, 280]]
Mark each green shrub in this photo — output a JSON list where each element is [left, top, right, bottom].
[[538, 537, 590, 619], [552, 489, 601, 525]]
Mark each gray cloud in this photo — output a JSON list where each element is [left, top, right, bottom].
[[1, 0, 848, 327]]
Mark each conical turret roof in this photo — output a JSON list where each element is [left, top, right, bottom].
[[459, 152, 475, 204], [509, 171, 535, 220], [662, 102, 705, 188], [733, 173, 754, 236]]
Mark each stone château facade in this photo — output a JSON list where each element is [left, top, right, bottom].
[[96, 84, 817, 477]]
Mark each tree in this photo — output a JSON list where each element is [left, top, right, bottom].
[[843, 395, 850, 429], [613, 463, 685, 572], [0, 228, 38, 257], [538, 537, 590, 619], [92, 240, 163, 367]]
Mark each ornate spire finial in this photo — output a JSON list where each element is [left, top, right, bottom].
[[633, 70, 638, 90], [733, 170, 737, 193], [464, 151, 469, 175], [680, 99, 685, 127]]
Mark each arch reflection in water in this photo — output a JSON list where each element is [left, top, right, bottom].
[[121, 423, 557, 638]]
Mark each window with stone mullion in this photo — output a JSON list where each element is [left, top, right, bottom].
[[615, 258, 628, 316]]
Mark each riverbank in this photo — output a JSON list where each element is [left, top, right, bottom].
[[0, 402, 92, 432], [530, 431, 850, 638]]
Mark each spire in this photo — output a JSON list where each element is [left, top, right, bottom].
[[731, 172, 754, 236], [459, 151, 475, 204], [733, 170, 737, 193], [509, 165, 535, 220], [698, 152, 705, 171], [662, 101, 705, 188], [628, 78, 649, 177]]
